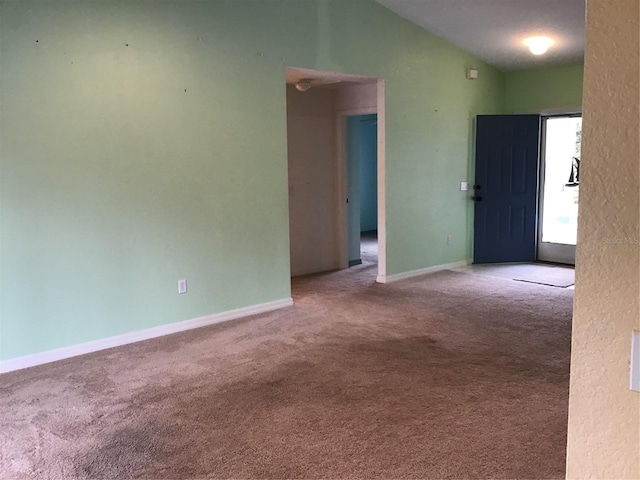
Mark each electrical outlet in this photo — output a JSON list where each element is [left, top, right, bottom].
[[460, 181, 470, 191], [177, 279, 187, 294], [447, 234, 452, 245]]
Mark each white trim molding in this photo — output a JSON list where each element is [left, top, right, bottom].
[[376, 79, 387, 281], [376, 260, 470, 284], [335, 105, 378, 270], [334, 78, 385, 279], [0, 298, 293, 374]]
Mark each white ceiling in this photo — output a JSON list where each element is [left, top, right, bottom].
[[375, 0, 585, 71]]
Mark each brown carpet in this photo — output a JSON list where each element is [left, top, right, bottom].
[[0, 257, 573, 479]]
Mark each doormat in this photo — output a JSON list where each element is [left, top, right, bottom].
[[454, 263, 575, 288], [513, 266, 575, 288]]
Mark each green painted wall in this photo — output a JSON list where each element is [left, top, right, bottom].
[[505, 63, 584, 113], [0, 0, 505, 361]]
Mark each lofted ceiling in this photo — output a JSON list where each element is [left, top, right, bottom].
[[375, 0, 585, 71]]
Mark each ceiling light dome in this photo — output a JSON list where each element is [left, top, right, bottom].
[[523, 36, 555, 55], [295, 79, 312, 92]]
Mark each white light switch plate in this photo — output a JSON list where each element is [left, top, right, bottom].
[[460, 181, 470, 191], [631, 332, 640, 392]]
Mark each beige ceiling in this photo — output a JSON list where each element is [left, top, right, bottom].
[[375, 0, 585, 71]]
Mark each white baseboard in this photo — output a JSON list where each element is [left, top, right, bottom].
[[376, 260, 470, 284], [0, 298, 293, 374]]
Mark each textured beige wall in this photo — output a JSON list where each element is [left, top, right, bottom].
[[286, 85, 339, 277], [566, 0, 640, 478], [336, 83, 377, 111]]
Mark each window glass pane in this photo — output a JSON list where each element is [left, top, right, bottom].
[[541, 117, 582, 245]]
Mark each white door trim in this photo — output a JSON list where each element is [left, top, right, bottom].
[[335, 79, 385, 279], [537, 113, 582, 265]]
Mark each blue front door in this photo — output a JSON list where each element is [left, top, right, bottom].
[[473, 115, 541, 263]]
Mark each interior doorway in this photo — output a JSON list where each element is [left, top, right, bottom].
[[537, 115, 582, 265], [346, 114, 378, 267], [285, 67, 385, 280]]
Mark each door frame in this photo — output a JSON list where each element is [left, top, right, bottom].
[[344, 113, 378, 268], [335, 79, 386, 280], [536, 111, 582, 265]]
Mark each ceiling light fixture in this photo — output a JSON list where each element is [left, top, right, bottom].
[[523, 36, 555, 55], [295, 79, 312, 92]]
